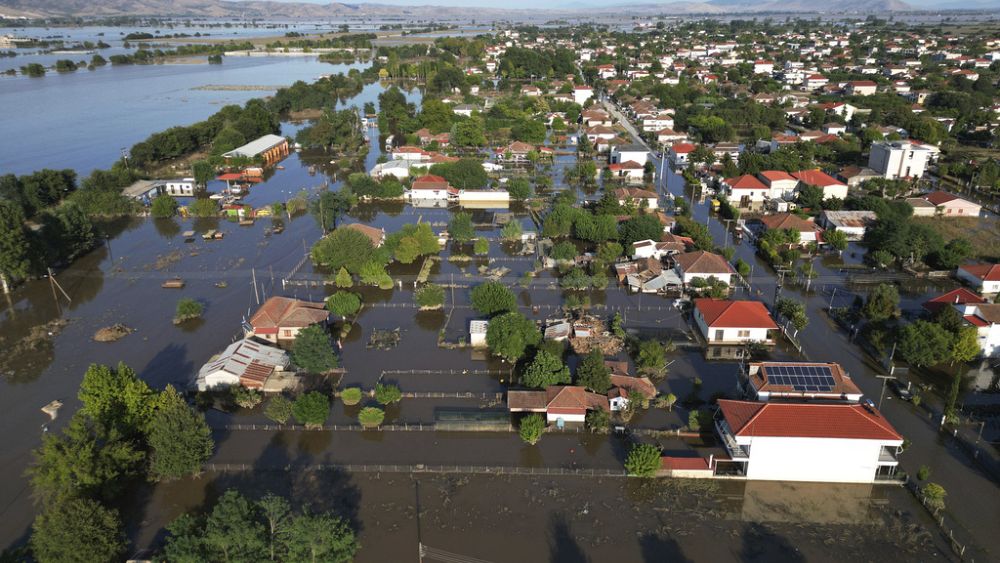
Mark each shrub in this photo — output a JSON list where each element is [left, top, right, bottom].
[[340, 387, 363, 406], [585, 408, 610, 433], [921, 483, 946, 512], [415, 284, 445, 309], [326, 291, 362, 317], [334, 267, 353, 288], [291, 325, 338, 373], [374, 383, 402, 405], [292, 392, 330, 427], [917, 465, 931, 481], [150, 194, 178, 218], [470, 281, 516, 315], [264, 396, 293, 424], [624, 443, 661, 477], [174, 298, 203, 324], [473, 237, 489, 255], [358, 406, 384, 428], [519, 413, 545, 445], [232, 387, 263, 409]]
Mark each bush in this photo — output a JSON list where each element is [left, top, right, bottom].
[[326, 291, 362, 317], [585, 408, 610, 433], [340, 387, 363, 406], [624, 443, 661, 477], [232, 387, 262, 409], [415, 284, 445, 309], [334, 267, 353, 288], [264, 396, 294, 424], [921, 482, 946, 512], [291, 325, 338, 373], [687, 409, 712, 432], [150, 194, 178, 218], [292, 392, 330, 427], [188, 198, 218, 217], [374, 383, 402, 405], [358, 406, 384, 428], [519, 413, 545, 445], [473, 237, 489, 255], [916, 465, 931, 481], [174, 298, 203, 324]]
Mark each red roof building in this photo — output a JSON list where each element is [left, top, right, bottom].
[[693, 299, 777, 345], [248, 297, 329, 343]]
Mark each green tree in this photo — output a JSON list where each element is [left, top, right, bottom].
[[291, 325, 338, 373], [283, 511, 359, 563], [192, 160, 214, 187], [28, 415, 144, 505], [950, 327, 980, 364], [500, 220, 523, 242], [619, 214, 663, 247], [585, 407, 610, 433], [486, 311, 541, 362], [334, 267, 353, 288], [415, 284, 445, 309], [358, 406, 385, 428], [0, 200, 32, 293], [575, 349, 611, 393], [824, 229, 849, 252], [292, 392, 331, 427], [636, 340, 666, 374], [374, 383, 402, 405], [448, 212, 475, 243], [862, 283, 900, 323], [898, 320, 952, 367], [264, 396, 294, 424], [470, 281, 517, 316], [473, 237, 489, 255], [147, 385, 213, 480], [656, 393, 677, 412], [175, 298, 204, 323], [776, 297, 808, 331], [150, 194, 179, 218], [624, 443, 661, 477], [518, 413, 545, 445], [203, 490, 268, 562], [922, 482, 946, 512], [257, 494, 291, 562], [310, 190, 356, 233], [311, 227, 375, 274], [31, 498, 125, 563], [507, 178, 533, 201], [522, 350, 571, 388], [325, 291, 362, 317], [78, 362, 156, 436]]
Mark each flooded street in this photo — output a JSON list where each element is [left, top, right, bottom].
[[0, 50, 993, 561]]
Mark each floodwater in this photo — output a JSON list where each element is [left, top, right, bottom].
[[0, 45, 993, 560]]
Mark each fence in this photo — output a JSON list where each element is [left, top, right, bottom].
[[203, 462, 626, 478], [905, 479, 971, 559]]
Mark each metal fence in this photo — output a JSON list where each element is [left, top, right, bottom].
[[203, 462, 626, 477]]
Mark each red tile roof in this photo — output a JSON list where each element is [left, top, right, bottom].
[[694, 299, 777, 329], [758, 170, 796, 183], [724, 174, 766, 190], [674, 250, 733, 275], [922, 288, 986, 313], [792, 169, 844, 188], [961, 263, 1000, 282], [760, 213, 821, 233], [661, 456, 711, 471], [717, 399, 903, 441], [671, 143, 696, 154], [923, 191, 976, 206], [411, 174, 450, 190], [250, 297, 328, 331]]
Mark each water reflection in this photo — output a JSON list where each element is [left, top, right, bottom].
[[153, 217, 182, 239]]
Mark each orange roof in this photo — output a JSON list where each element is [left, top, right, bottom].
[[250, 296, 328, 331], [923, 288, 986, 313], [674, 250, 732, 275], [717, 399, 903, 441], [758, 170, 796, 183], [545, 386, 609, 413], [792, 169, 844, 188], [695, 299, 777, 329], [724, 174, 766, 190], [411, 174, 450, 190], [960, 263, 1000, 282], [661, 456, 711, 471], [671, 143, 696, 153], [760, 213, 821, 233]]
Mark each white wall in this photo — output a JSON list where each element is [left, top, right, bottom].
[[739, 436, 896, 483]]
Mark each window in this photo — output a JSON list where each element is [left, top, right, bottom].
[[283, 330, 292, 337], [738, 330, 751, 338]]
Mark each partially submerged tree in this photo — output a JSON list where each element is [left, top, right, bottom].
[[518, 413, 545, 445]]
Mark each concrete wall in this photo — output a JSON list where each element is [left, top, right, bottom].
[[740, 436, 894, 483]]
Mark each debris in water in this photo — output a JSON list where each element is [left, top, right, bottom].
[[368, 328, 402, 350], [41, 400, 62, 420], [94, 324, 133, 342]]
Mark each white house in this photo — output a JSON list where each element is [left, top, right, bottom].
[[760, 213, 824, 245], [724, 174, 768, 205], [197, 338, 291, 391], [958, 263, 1000, 295], [573, 86, 594, 106], [607, 372, 657, 411], [470, 320, 489, 348], [673, 250, 734, 286], [608, 161, 645, 182], [370, 160, 415, 180], [792, 169, 848, 201], [819, 210, 877, 240], [164, 178, 196, 197], [669, 143, 695, 166], [642, 114, 674, 132], [868, 141, 931, 180], [693, 299, 777, 345], [615, 188, 658, 209], [407, 174, 453, 200], [757, 171, 799, 200], [738, 362, 863, 403], [610, 144, 650, 167], [508, 386, 610, 424], [715, 400, 903, 483]]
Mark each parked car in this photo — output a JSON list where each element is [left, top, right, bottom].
[[888, 379, 914, 401]]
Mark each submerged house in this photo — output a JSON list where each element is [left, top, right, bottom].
[[507, 386, 610, 424], [247, 296, 329, 345], [197, 338, 291, 391]]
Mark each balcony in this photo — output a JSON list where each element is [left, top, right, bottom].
[[877, 446, 899, 466], [715, 420, 749, 461]]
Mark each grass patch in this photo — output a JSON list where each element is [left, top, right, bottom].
[[910, 216, 1000, 261]]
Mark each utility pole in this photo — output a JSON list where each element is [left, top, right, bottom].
[[876, 374, 895, 410], [252, 267, 260, 305], [829, 286, 838, 310]]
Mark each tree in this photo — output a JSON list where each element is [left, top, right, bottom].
[[150, 194, 179, 218], [862, 283, 900, 323], [500, 220, 523, 242], [192, 160, 214, 187], [78, 362, 156, 436], [433, 159, 487, 189], [585, 407, 610, 433], [175, 298, 204, 324], [374, 383, 402, 405], [518, 413, 545, 445], [325, 291, 361, 317], [656, 393, 677, 412], [898, 320, 952, 367], [486, 311, 541, 362], [950, 327, 980, 364], [291, 325, 338, 373], [473, 237, 489, 255], [470, 281, 517, 316], [0, 200, 32, 293], [334, 267, 353, 288], [522, 350, 571, 388], [202, 491, 267, 562], [284, 511, 359, 563], [29, 415, 144, 505], [922, 482, 946, 512], [264, 396, 294, 424], [636, 340, 666, 374], [619, 214, 663, 247], [231, 387, 262, 409], [31, 498, 125, 563], [624, 443, 661, 477], [310, 190, 356, 233], [358, 406, 385, 428], [575, 349, 611, 393], [292, 392, 331, 427], [257, 494, 291, 562], [147, 385, 213, 480], [453, 116, 487, 147], [507, 178, 533, 201], [448, 212, 475, 243], [824, 229, 848, 253], [311, 227, 375, 274], [776, 297, 808, 331], [415, 284, 445, 309]]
